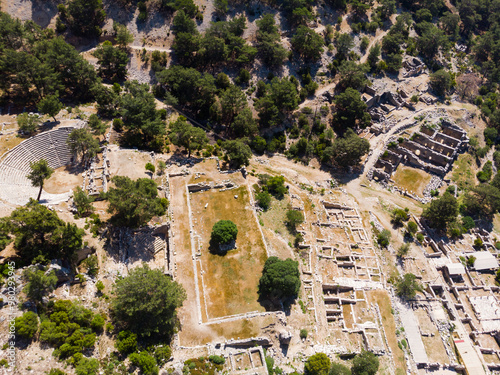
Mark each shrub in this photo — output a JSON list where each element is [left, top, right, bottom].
[[462, 216, 475, 230], [300, 329, 308, 339], [256, 191, 272, 210], [407, 221, 418, 234], [286, 210, 305, 228], [377, 229, 391, 247], [208, 355, 225, 365], [129, 351, 159, 375], [154, 346, 172, 366], [396, 273, 422, 299], [145, 162, 155, 174], [304, 353, 330, 375], [416, 233, 425, 243], [15, 311, 39, 339], [96, 280, 105, 292], [115, 330, 137, 355]]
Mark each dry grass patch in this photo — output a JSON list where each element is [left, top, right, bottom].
[[191, 186, 267, 319], [0, 134, 23, 157], [393, 165, 432, 195], [44, 165, 83, 193], [367, 290, 406, 373], [451, 153, 476, 191]]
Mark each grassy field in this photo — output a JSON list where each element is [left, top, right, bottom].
[[393, 165, 432, 195], [451, 153, 476, 191], [367, 290, 406, 373], [191, 185, 267, 319]]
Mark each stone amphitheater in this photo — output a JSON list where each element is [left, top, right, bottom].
[[0, 126, 76, 205]]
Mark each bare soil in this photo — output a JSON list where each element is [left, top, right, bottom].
[[44, 165, 84, 194]]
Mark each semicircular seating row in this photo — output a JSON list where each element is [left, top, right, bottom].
[[0, 127, 75, 205]]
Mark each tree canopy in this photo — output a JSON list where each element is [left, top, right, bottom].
[[323, 128, 370, 169], [422, 192, 458, 230], [351, 351, 379, 375], [5, 200, 83, 265], [332, 88, 371, 131], [258, 256, 301, 301], [111, 264, 186, 337], [105, 176, 167, 228], [210, 220, 238, 250], [291, 25, 324, 61], [169, 118, 208, 157], [66, 128, 100, 163], [304, 353, 331, 375], [27, 159, 54, 201], [222, 140, 252, 168], [396, 273, 422, 299]]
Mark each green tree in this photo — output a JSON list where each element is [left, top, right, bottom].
[[255, 96, 279, 128], [266, 175, 288, 198], [119, 81, 166, 150], [222, 140, 252, 168], [378, 0, 396, 19], [214, 0, 228, 14], [335, 33, 354, 60], [72, 187, 95, 217], [210, 220, 238, 248], [329, 362, 351, 375], [93, 41, 129, 82], [377, 229, 391, 247], [256, 190, 271, 210], [15, 311, 39, 339], [7, 200, 84, 264], [114, 23, 133, 47], [430, 69, 452, 97], [105, 176, 167, 228], [115, 330, 137, 355], [286, 209, 305, 228], [168, 118, 208, 157], [351, 350, 379, 375], [396, 273, 422, 300], [219, 85, 248, 126], [367, 43, 381, 69], [258, 256, 301, 301], [422, 192, 458, 230], [157, 161, 167, 175], [333, 88, 370, 130], [463, 184, 500, 217], [232, 108, 258, 137], [416, 23, 448, 58], [269, 77, 299, 112], [87, 114, 107, 135], [172, 10, 198, 34], [75, 358, 99, 375], [67, 0, 106, 38], [38, 94, 63, 122], [145, 162, 155, 177], [256, 14, 288, 67], [322, 128, 370, 169], [27, 159, 54, 201], [111, 264, 186, 337], [391, 207, 409, 226], [23, 267, 58, 302], [17, 113, 40, 136], [336, 61, 369, 91], [305, 353, 330, 375], [67, 128, 100, 163], [397, 243, 410, 258], [291, 26, 324, 61], [129, 351, 158, 375]]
